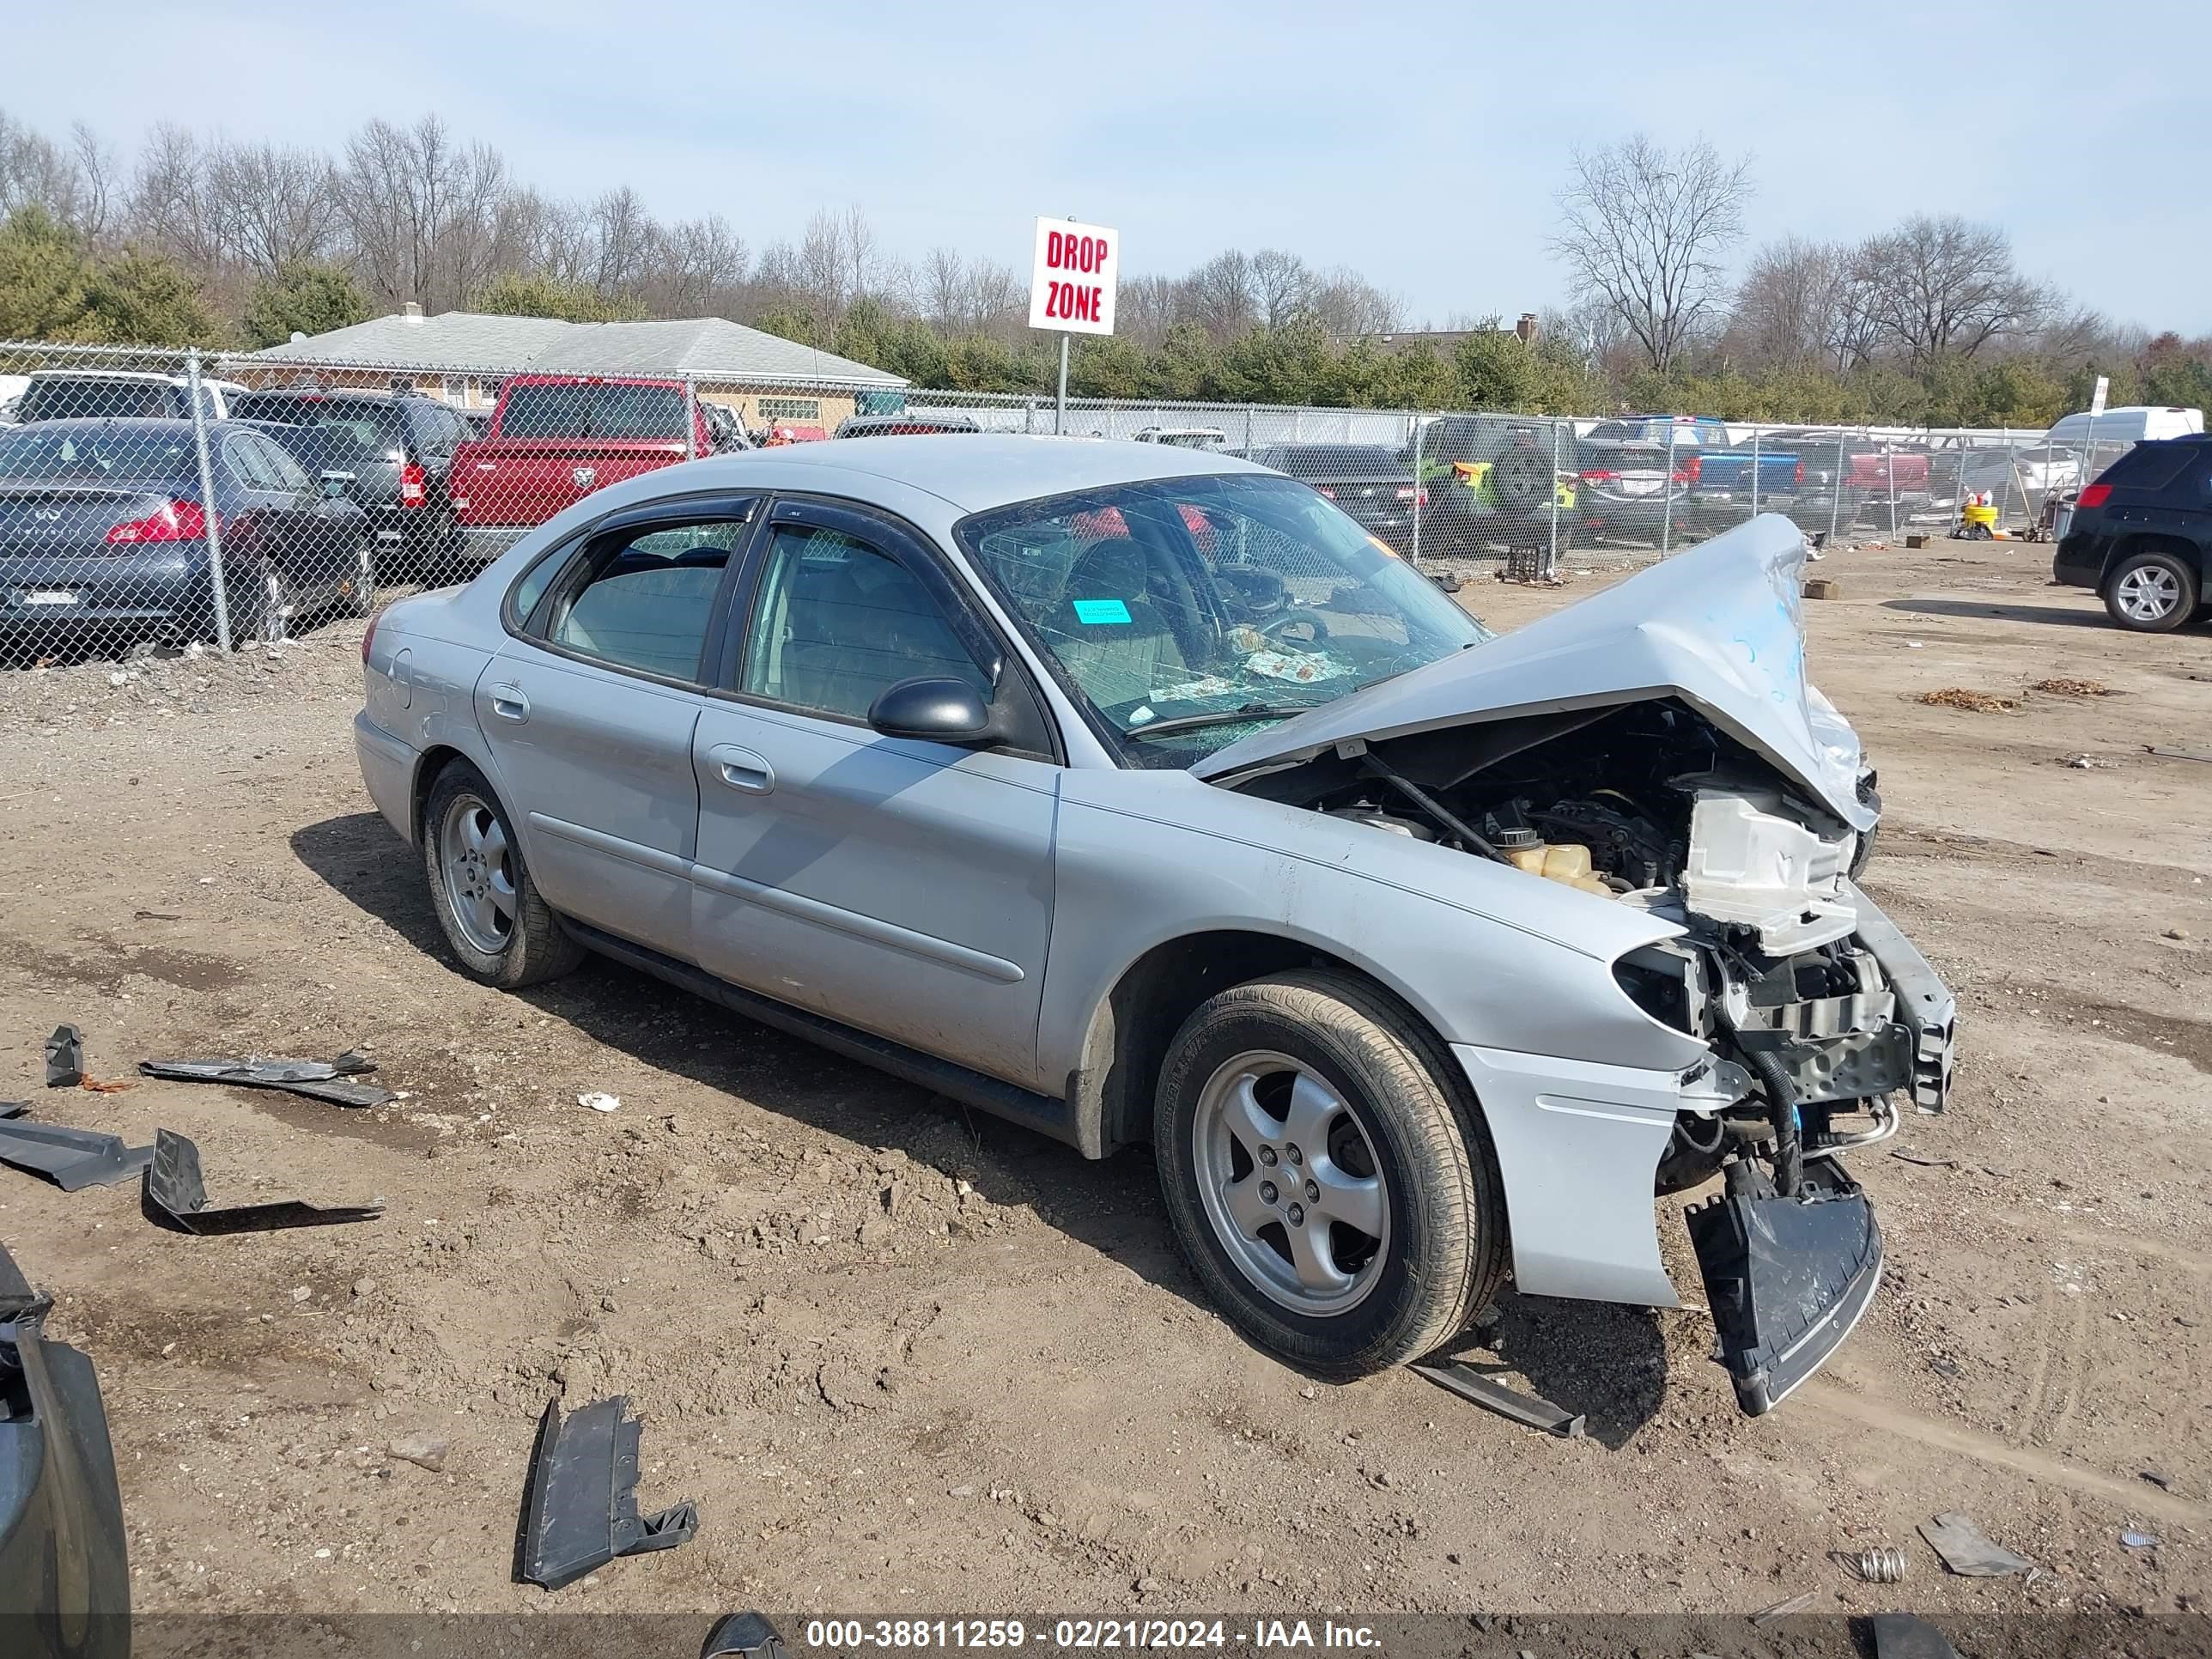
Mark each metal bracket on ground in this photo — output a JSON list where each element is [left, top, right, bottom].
[[44, 1024, 84, 1088], [141, 1128, 385, 1233], [0, 1118, 156, 1190], [137, 1054, 395, 1109], [520, 1395, 697, 1589], [1410, 1359, 1587, 1438]]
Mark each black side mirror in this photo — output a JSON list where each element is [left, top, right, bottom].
[[867, 677, 1001, 746]]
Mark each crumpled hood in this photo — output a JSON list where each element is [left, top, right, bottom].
[[1195, 514, 1875, 833]]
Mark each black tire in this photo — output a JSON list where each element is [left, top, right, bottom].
[[420, 759, 586, 989], [226, 559, 288, 645], [2103, 549, 2199, 633], [1154, 969, 1508, 1380]]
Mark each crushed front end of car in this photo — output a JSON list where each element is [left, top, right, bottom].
[[1196, 514, 1957, 1413]]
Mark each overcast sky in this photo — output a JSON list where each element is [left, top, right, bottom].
[[14, 0, 2209, 333]]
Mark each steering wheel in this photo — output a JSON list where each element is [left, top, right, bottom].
[[1212, 562, 1287, 621], [1260, 607, 1332, 646]]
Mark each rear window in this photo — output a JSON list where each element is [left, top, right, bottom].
[[498, 382, 686, 441], [2094, 442, 2197, 494], [0, 426, 195, 481], [19, 378, 185, 422], [231, 396, 406, 459]]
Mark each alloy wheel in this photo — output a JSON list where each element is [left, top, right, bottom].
[[439, 793, 517, 956]]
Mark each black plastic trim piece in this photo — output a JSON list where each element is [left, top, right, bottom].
[[43, 1025, 82, 1088], [137, 1054, 394, 1109], [142, 1128, 384, 1234], [519, 1395, 696, 1590], [0, 1120, 155, 1191]]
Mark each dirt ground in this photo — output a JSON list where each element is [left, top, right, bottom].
[[0, 532, 2206, 1635]]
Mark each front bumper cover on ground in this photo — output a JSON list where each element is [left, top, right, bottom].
[[1686, 1153, 1882, 1415]]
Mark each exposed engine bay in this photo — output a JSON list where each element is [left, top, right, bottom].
[[1245, 696, 1951, 1205]]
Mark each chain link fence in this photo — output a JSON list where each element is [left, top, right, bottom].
[[0, 336, 2144, 670]]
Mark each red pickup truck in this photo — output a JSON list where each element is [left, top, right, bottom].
[[447, 375, 715, 556]]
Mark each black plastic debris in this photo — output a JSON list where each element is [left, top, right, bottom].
[[1686, 1153, 1882, 1414], [1, 1102, 24, 1120], [1870, 1613, 1963, 1659], [137, 1053, 394, 1109], [141, 1128, 384, 1234], [702, 1612, 789, 1659], [44, 1024, 84, 1088], [0, 1118, 156, 1190], [1917, 1510, 2033, 1577], [1411, 1360, 1586, 1438], [520, 1395, 696, 1589]]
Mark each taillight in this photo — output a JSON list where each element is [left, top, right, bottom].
[[1579, 470, 1618, 483], [399, 461, 427, 506], [1794, 459, 1805, 486], [2075, 483, 2112, 508], [1685, 456, 1702, 484], [105, 500, 210, 544], [1395, 486, 1430, 506], [1670, 470, 1692, 485]]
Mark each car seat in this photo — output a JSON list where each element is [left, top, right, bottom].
[[1047, 537, 1188, 711]]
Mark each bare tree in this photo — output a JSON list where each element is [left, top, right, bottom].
[[1186, 249, 1256, 338], [1552, 134, 1753, 372], [1310, 266, 1403, 338], [588, 186, 654, 296], [126, 123, 226, 276], [338, 116, 517, 311], [646, 214, 749, 314], [1250, 248, 1313, 329], [209, 141, 339, 275], [0, 110, 107, 233], [66, 122, 114, 245], [1855, 214, 2041, 364]]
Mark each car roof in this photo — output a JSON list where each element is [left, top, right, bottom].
[[684, 434, 1267, 514]]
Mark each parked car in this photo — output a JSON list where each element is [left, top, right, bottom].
[[14, 368, 249, 423], [2051, 434, 2212, 631], [1246, 443, 1424, 551], [1573, 435, 1698, 545], [831, 413, 981, 439], [1761, 429, 1934, 525], [1131, 426, 1230, 449], [447, 374, 719, 561], [2044, 405, 2203, 448], [1406, 416, 1574, 556], [1582, 414, 1729, 450], [229, 387, 467, 573], [0, 417, 372, 646], [0, 1240, 131, 1659], [354, 437, 1950, 1415]]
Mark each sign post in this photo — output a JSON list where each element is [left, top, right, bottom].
[[2082, 374, 2109, 493], [1028, 216, 1120, 434]]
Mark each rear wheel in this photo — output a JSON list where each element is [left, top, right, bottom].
[[1155, 970, 1507, 1379], [421, 761, 585, 989], [339, 537, 378, 617], [2105, 550, 2197, 632]]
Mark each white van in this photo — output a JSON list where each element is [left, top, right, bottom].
[[2042, 405, 2203, 447]]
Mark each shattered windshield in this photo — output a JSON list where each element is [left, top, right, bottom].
[[957, 472, 1492, 766]]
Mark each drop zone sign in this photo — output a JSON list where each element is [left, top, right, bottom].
[[1029, 218, 1119, 335]]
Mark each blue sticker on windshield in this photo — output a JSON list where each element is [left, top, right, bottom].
[[1073, 598, 1132, 624]]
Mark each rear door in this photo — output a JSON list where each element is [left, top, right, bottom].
[[477, 496, 761, 953], [689, 497, 1061, 1088]]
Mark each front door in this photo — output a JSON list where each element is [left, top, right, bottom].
[[475, 501, 757, 955], [690, 500, 1060, 1089]]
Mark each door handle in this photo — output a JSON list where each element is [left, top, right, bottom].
[[489, 684, 530, 722], [708, 743, 774, 794]]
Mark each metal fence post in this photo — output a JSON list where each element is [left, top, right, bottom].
[[1828, 428, 1846, 544], [1661, 423, 1677, 557], [1885, 441, 1899, 541], [1548, 417, 1563, 572], [1245, 405, 1255, 453], [1408, 411, 1424, 569], [185, 348, 234, 653], [684, 376, 697, 459], [1749, 425, 1761, 520], [1995, 430, 2015, 531]]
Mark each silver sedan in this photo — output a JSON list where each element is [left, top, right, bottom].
[[354, 436, 1954, 1413]]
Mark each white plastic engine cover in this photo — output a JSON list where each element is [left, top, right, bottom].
[[1683, 787, 1857, 952]]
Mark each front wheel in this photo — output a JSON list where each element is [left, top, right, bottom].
[[1154, 971, 1507, 1380], [421, 760, 586, 989], [2105, 550, 2198, 632]]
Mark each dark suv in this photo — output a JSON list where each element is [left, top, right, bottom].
[[228, 389, 466, 572], [2051, 435, 2212, 631]]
